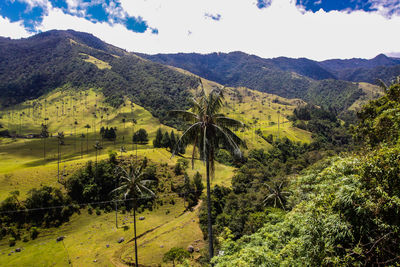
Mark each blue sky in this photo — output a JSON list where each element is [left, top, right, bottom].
[[1, 0, 400, 60]]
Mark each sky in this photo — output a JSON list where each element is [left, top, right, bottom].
[[1, 0, 400, 60]]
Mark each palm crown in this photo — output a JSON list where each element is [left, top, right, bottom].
[[172, 83, 246, 176], [111, 163, 155, 200]]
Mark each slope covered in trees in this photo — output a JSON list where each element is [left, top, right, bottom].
[[212, 80, 400, 266], [140, 52, 397, 115], [0, 30, 198, 126]]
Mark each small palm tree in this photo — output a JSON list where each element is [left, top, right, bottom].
[[111, 162, 155, 267], [263, 180, 290, 210], [119, 146, 127, 157], [171, 81, 246, 262]]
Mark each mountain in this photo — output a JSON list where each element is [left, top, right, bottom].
[[319, 54, 400, 84], [139, 52, 379, 115], [0, 30, 198, 126]]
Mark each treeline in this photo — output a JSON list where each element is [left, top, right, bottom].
[[153, 128, 185, 154]]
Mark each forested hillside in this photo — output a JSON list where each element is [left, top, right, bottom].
[[212, 80, 400, 266], [139, 52, 392, 116], [0, 30, 198, 126]]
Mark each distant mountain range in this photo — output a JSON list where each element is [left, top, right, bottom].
[[1, 29, 399, 123]]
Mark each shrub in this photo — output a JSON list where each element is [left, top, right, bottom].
[[9, 237, 16, 247], [30, 227, 39, 240], [95, 207, 101, 216]]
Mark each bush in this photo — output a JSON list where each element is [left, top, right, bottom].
[[30, 227, 39, 240], [9, 237, 16, 247], [95, 207, 101, 216], [22, 235, 29, 242]]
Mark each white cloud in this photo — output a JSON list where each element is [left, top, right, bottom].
[[0, 16, 31, 38], [3, 0, 400, 60], [36, 7, 158, 52], [116, 0, 400, 60]]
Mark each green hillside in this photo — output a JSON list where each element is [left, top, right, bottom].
[[0, 79, 315, 266], [0, 30, 198, 126], [140, 52, 384, 117]]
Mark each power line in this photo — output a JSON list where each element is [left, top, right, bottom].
[[0, 190, 203, 214]]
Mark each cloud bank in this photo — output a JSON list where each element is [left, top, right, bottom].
[[0, 0, 400, 60]]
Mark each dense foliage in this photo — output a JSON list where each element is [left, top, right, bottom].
[[290, 104, 352, 146], [212, 80, 400, 266], [354, 82, 400, 146]]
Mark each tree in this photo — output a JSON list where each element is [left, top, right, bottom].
[[263, 179, 290, 210], [84, 124, 91, 154], [111, 161, 155, 267], [119, 146, 127, 157], [163, 247, 190, 267], [40, 123, 49, 159], [170, 131, 176, 151], [56, 132, 65, 183], [161, 131, 170, 149], [132, 129, 148, 144], [153, 128, 163, 148], [193, 172, 204, 198], [171, 82, 245, 262], [93, 141, 102, 164]]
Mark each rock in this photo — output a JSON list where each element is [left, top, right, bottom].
[[106, 244, 110, 248], [195, 247, 200, 252], [192, 220, 195, 222], [93, 259, 97, 262], [8, 253, 11, 256], [15, 248, 21, 252], [139, 216, 145, 220], [160, 245, 164, 248], [118, 237, 125, 243], [187, 245, 194, 253], [56, 236, 65, 242]]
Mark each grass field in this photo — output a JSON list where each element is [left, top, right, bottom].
[[348, 82, 383, 111], [0, 83, 312, 266]]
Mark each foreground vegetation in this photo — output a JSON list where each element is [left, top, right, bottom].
[[213, 80, 400, 266]]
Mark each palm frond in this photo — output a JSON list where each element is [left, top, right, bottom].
[[172, 122, 202, 157], [214, 116, 246, 129], [213, 125, 244, 157], [169, 110, 198, 122]]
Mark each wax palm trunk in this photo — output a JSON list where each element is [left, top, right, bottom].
[[171, 81, 246, 263]]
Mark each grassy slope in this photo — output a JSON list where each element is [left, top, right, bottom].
[[0, 82, 312, 266], [348, 82, 383, 111], [198, 78, 312, 151]]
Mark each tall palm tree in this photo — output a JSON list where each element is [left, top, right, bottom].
[[93, 141, 102, 164], [111, 162, 155, 267], [56, 132, 64, 183], [171, 82, 246, 262], [40, 123, 49, 159], [84, 124, 91, 154]]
